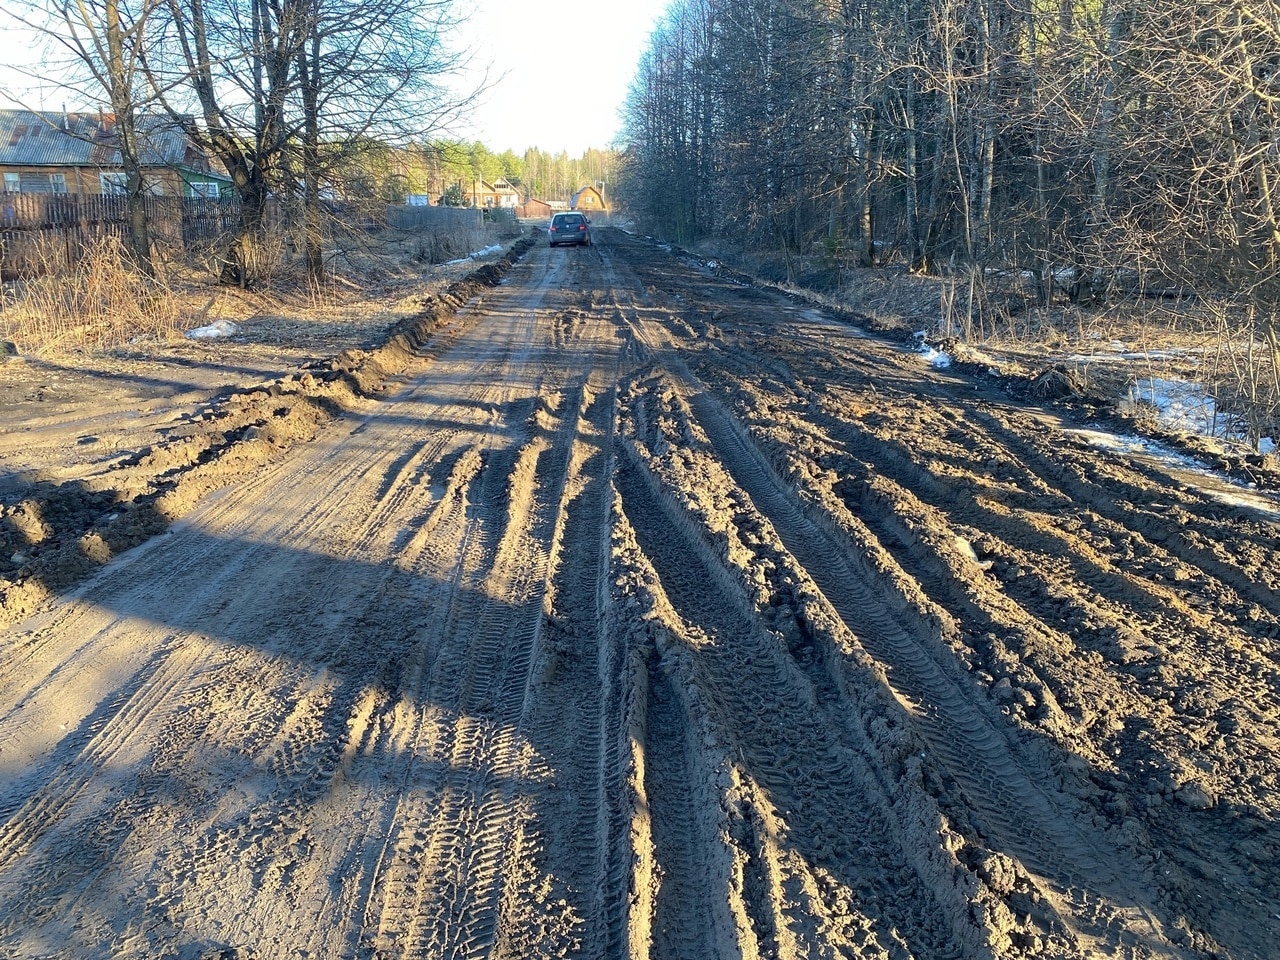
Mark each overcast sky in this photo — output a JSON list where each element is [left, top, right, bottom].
[[0, 0, 671, 157]]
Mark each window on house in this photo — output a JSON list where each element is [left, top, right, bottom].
[[3, 173, 19, 193], [189, 181, 220, 199], [100, 172, 127, 195], [20, 172, 53, 193], [50, 174, 67, 194]]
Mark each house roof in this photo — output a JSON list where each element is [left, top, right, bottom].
[[0, 108, 217, 172]]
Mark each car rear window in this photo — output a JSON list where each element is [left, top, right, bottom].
[[557, 215, 584, 225]]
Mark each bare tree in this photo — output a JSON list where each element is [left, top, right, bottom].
[[140, 0, 467, 284], [10, 0, 164, 274], [287, 0, 466, 279]]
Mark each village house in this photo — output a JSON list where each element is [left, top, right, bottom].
[[462, 177, 522, 210], [516, 197, 553, 219], [0, 108, 230, 198], [491, 178, 521, 209], [570, 184, 606, 215]]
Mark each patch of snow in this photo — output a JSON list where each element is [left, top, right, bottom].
[[185, 319, 239, 340], [1262, 437, 1276, 455], [911, 330, 952, 368], [922, 346, 952, 369], [1069, 428, 1280, 520], [1121, 377, 1243, 440], [446, 244, 504, 265]]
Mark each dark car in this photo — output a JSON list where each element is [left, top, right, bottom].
[[549, 211, 591, 247]]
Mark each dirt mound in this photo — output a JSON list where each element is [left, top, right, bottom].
[[0, 233, 537, 626]]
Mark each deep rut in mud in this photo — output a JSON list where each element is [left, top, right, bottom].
[[1, 228, 1279, 959]]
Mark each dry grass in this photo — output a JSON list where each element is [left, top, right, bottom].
[[0, 217, 525, 358], [1, 235, 184, 353]]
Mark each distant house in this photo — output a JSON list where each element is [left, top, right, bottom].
[[492, 178, 521, 209], [0, 108, 230, 198], [517, 197, 553, 219], [571, 184, 606, 214], [463, 177, 522, 209]]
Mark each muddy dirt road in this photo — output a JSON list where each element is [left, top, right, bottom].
[[1, 228, 1279, 959]]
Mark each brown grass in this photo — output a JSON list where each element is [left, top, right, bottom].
[[1, 235, 183, 353]]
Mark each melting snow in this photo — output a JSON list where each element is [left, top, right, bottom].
[[446, 244, 503, 265], [913, 331, 952, 369], [1069, 428, 1280, 520], [1120, 376, 1274, 454], [185, 319, 239, 340]]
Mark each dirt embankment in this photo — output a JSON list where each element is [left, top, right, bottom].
[[0, 237, 537, 625]]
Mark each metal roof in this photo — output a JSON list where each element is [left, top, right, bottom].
[[0, 108, 213, 171]]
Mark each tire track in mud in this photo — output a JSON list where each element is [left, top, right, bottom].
[[962, 405, 1280, 622], [773, 386, 1280, 727], [281, 258, 615, 960], [0, 631, 189, 903], [729, 376, 1280, 953], [353, 287, 623, 958], [10, 228, 1276, 959], [526, 372, 633, 958], [855, 451, 1280, 746], [610, 304, 1187, 954], [613, 443, 975, 959], [610, 232, 1280, 956], [0, 253, 611, 958], [142, 280, 574, 958], [315, 320, 564, 955]]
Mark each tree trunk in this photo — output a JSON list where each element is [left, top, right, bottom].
[[299, 27, 323, 282], [104, 0, 154, 276]]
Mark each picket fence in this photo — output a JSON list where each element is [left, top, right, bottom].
[[0, 192, 243, 278]]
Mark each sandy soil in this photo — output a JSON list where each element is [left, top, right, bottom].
[[1, 227, 1279, 959]]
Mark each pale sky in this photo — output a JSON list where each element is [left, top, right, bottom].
[[453, 0, 671, 156], [0, 0, 671, 157]]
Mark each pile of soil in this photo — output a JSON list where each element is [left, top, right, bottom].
[[0, 233, 538, 625]]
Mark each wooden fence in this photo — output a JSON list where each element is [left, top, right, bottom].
[[0, 192, 244, 278], [387, 204, 484, 231], [0, 193, 520, 279]]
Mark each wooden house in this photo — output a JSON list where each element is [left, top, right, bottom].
[[571, 185, 606, 215], [0, 108, 230, 198], [492, 178, 521, 208], [516, 197, 553, 219]]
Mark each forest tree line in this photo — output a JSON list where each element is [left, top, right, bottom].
[[616, 0, 1280, 374], [367, 141, 616, 210]]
